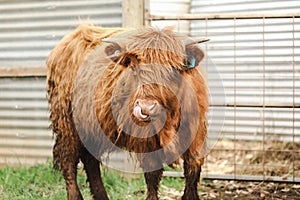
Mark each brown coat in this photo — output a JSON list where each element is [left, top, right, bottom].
[[47, 24, 209, 200]]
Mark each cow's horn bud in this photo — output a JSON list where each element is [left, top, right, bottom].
[[184, 37, 210, 46], [102, 37, 119, 44]]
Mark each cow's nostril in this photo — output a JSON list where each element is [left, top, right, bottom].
[[135, 100, 140, 106], [149, 102, 157, 111]]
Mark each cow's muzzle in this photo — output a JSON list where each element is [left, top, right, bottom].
[[133, 99, 159, 121]]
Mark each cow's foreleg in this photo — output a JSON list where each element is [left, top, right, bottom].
[[140, 154, 163, 200], [81, 148, 109, 200], [182, 152, 203, 200], [144, 169, 163, 200]]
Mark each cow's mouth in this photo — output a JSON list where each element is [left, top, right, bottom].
[[133, 106, 150, 120], [132, 99, 159, 122]]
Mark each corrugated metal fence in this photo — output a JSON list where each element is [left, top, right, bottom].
[[0, 0, 122, 165], [0, 0, 122, 68], [0, 77, 50, 164]]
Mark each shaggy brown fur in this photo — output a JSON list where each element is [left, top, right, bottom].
[[47, 24, 209, 200]]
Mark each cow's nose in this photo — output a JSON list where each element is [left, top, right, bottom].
[[135, 99, 157, 111], [134, 99, 158, 119]]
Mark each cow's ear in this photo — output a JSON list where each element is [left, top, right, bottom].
[[104, 43, 139, 67], [105, 43, 122, 63], [184, 45, 204, 69]]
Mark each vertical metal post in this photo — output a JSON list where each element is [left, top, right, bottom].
[[262, 17, 266, 180], [292, 16, 295, 182], [233, 17, 237, 180]]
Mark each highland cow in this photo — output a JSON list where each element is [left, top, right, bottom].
[[46, 24, 209, 200]]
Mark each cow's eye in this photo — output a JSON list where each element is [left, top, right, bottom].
[[131, 66, 137, 74]]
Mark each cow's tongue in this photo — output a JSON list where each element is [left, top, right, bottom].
[[133, 106, 148, 119]]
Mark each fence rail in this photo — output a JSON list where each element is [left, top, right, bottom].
[[0, 66, 45, 77], [147, 12, 300, 21]]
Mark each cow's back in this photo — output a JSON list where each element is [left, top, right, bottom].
[[46, 25, 123, 134]]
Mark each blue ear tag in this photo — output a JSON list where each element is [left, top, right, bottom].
[[187, 57, 196, 69]]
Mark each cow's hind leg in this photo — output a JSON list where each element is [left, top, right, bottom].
[[182, 153, 203, 200], [81, 148, 109, 200], [53, 136, 83, 200], [62, 161, 83, 200]]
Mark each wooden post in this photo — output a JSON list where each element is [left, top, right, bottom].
[[122, 0, 145, 28], [144, 0, 150, 26]]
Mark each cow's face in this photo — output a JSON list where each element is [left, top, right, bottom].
[[104, 28, 208, 137]]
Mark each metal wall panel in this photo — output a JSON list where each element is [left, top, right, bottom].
[[149, 0, 191, 33], [190, 0, 300, 14], [0, 77, 51, 164], [0, 0, 122, 165], [0, 0, 122, 68]]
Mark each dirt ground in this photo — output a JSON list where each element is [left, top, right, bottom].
[[199, 180, 300, 200], [161, 180, 300, 200], [162, 140, 300, 200]]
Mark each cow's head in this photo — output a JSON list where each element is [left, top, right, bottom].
[[102, 27, 208, 140]]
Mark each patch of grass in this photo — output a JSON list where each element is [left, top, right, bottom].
[[2, 160, 297, 200], [0, 161, 189, 200], [102, 169, 146, 200], [0, 161, 91, 200], [161, 176, 185, 191]]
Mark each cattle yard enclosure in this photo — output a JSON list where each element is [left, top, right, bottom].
[[0, 0, 299, 184], [147, 5, 300, 183]]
